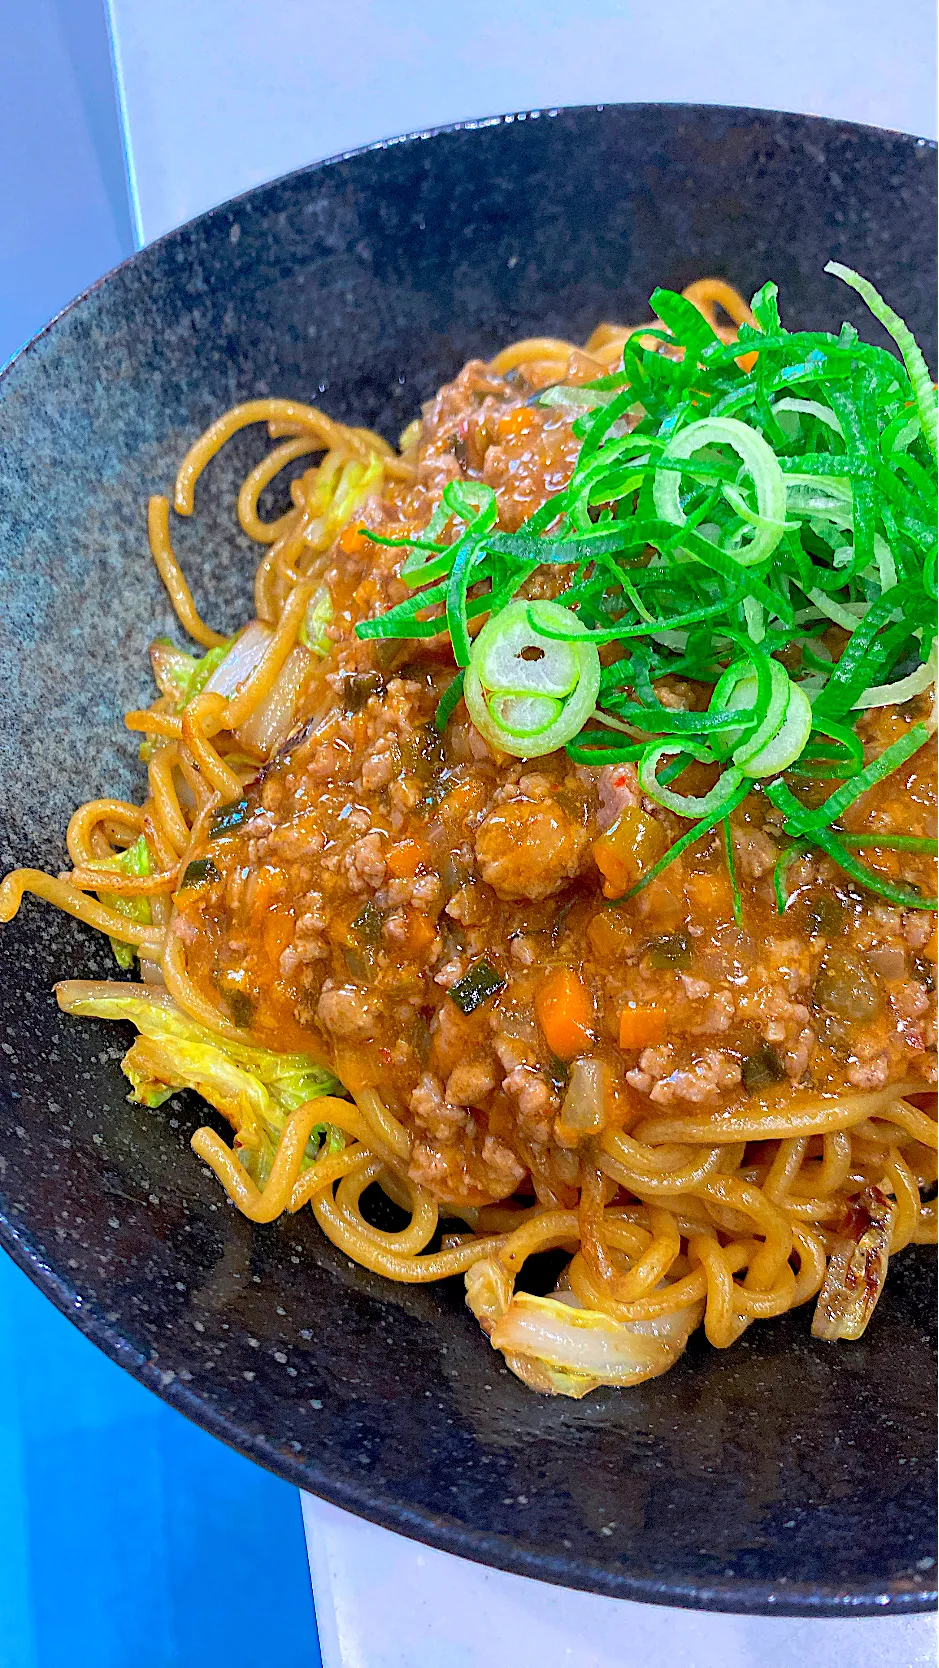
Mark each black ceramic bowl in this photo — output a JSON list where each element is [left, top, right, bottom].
[[0, 104, 936, 1616]]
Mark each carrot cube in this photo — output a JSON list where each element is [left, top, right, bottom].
[[403, 911, 437, 956], [618, 1004, 668, 1051], [386, 838, 428, 880], [535, 967, 595, 1061]]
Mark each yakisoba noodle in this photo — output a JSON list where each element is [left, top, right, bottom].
[[2, 274, 936, 1398]]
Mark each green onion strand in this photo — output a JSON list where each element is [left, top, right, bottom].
[[354, 266, 936, 913]]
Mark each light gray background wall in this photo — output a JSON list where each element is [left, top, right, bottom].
[[107, 0, 938, 245], [0, 0, 132, 363]]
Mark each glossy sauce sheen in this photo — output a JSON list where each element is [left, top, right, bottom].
[[174, 360, 938, 1207]]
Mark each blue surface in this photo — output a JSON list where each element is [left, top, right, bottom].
[[0, 6, 320, 1663], [0, 1252, 319, 1668]]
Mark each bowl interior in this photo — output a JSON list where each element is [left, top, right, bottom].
[[0, 104, 936, 1614]]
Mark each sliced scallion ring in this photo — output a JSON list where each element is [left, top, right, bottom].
[[464, 599, 600, 758], [772, 397, 844, 439], [638, 742, 744, 818], [488, 693, 564, 735], [708, 657, 814, 777], [852, 650, 936, 710], [653, 416, 787, 567], [706, 653, 781, 761], [737, 681, 812, 776], [714, 658, 792, 767], [783, 472, 853, 524]]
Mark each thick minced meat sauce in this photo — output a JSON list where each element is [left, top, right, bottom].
[[173, 360, 938, 1207]]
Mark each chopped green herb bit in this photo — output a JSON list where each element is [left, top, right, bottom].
[[180, 857, 220, 891], [343, 671, 384, 711], [645, 931, 693, 970], [449, 960, 506, 1015], [546, 1054, 570, 1094], [741, 1044, 786, 1092], [351, 902, 384, 945], [210, 797, 249, 838]]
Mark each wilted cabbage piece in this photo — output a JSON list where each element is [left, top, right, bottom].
[[465, 1255, 702, 1397], [811, 1184, 897, 1342], [149, 636, 235, 708], [298, 585, 334, 656], [464, 1256, 514, 1337], [55, 980, 339, 1183], [91, 834, 153, 969]]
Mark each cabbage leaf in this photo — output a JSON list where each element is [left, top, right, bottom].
[[149, 636, 235, 710], [56, 981, 341, 1182], [93, 835, 152, 970]]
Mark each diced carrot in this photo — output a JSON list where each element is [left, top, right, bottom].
[[402, 912, 437, 956], [338, 521, 368, 555], [683, 870, 729, 917], [535, 967, 595, 1060], [618, 1004, 668, 1050], [496, 407, 537, 441], [262, 909, 293, 965], [592, 807, 665, 899], [924, 924, 939, 963], [386, 838, 428, 879]]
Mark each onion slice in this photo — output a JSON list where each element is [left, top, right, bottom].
[[203, 620, 311, 755], [237, 644, 311, 754], [554, 1057, 609, 1147], [488, 1288, 702, 1394], [811, 1185, 896, 1342]]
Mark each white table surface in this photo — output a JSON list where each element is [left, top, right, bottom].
[[303, 1496, 937, 1668], [106, 5, 937, 1660]]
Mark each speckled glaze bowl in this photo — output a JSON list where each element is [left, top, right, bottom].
[[0, 105, 935, 1615]]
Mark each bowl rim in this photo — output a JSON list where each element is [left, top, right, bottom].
[[0, 101, 936, 1617], [2, 100, 934, 382]]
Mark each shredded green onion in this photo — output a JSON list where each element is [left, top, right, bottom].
[[356, 266, 936, 910], [434, 670, 465, 734], [721, 818, 743, 925]]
